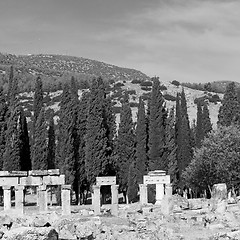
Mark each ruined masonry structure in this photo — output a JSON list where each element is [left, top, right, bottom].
[[140, 170, 172, 205], [93, 176, 119, 216], [0, 169, 70, 215]]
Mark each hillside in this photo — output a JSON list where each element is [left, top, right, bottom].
[[0, 53, 149, 82], [19, 78, 223, 130]]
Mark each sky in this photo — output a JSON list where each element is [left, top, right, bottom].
[[0, 0, 240, 83]]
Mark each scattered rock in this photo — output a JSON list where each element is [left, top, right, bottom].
[[2, 227, 58, 240]]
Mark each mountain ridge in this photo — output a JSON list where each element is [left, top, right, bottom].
[[0, 52, 150, 82]]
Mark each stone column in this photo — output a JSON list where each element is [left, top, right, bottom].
[[15, 185, 25, 214], [139, 184, 148, 205], [155, 183, 164, 205], [61, 185, 71, 215], [165, 184, 172, 198], [3, 186, 11, 211], [92, 185, 101, 215], [39, 184, 48, 212], [111, 185, 119, 216]]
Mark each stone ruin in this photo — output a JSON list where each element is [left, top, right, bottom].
[[0, 169, 71, 215], [92, 176, 119, 216], [139, 170, 172, 205]]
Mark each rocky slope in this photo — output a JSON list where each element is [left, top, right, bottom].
[[0, 53, 149, 81]]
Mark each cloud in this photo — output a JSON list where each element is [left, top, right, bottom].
[[97, 0, 240, 82]]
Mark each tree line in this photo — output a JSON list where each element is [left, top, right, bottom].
[[3, 66, 237, 202]]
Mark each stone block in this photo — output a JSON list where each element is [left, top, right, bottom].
[[0, 171, 27, 177], [148, 170, 166, 176], [212, 183, 227, 201], [28, 170, 48, 176], [96, 176, 116, 186], [47, 169, 60, 176], [0, 177, 18, 186], [143, 175, 170, 185], [20, 176, 42, 186], [43, 175, 65, 185]]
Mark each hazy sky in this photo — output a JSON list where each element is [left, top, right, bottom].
[[0, 0, 240, 83]]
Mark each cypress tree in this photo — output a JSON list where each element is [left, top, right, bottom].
[[7, 66, 14, 104], [3, 105, 22, 171], [218, 82, 239, 126], [32, 108, 48, 170], [195, 102, 204, 148], [33, 76, 44, 127], [85, 77, 108, 186], [0, 87, 8, 170], [47, 114, 55, 169], [127, 161, 138, 203], [115, 92, 135, 201], [75, 91, 89, 204], [19, 108, 31, 171], [148, 77, 167, 171], [202, 103, 212, 137], [103, 95, 116, 175], [135, 97, 147, 184], [56, 83, 77, 185], [165, 107, 177, 184], [3, 75, 21, 171], [177, 89, 193, 187]]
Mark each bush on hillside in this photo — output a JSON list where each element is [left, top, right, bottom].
[[171, 80, 180, 87], [140, 81, 152, 87], [141, 86, 152, 91], [159, 85, 167, 91], [127, 90, 136, 95], [129, 102, 139, 108], [164, 94, 176, 101], [131, 79, 142, 84]]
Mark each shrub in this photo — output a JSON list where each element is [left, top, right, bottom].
[[164, 94, 176, 101], [141, 93, 151, 101], [209, 94, 221, 103], [129, 102, 139, 108], [113, 106, 121, 114], [140, 81, 152, 87], [171, 80, 180, 86], [159, 85, 167, 91], [141, 86, 152, 91], [114, 82, 125, 88], [131, 79, 142, 84], [194, 96, 208, 105], [127, 90, 136, 95]]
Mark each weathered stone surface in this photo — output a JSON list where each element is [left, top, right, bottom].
[[20, 176, 42, 186], [188, 198, 203, 210], [161, 195, 174, 215], [212, 183, 227, 201], [47, 169, 60, 176], [172, 195, 189, 210], [0, 178, 18, 186], [0, 171, 27, 177], [43, 175, 65, 185], [96, 176, 116, 186], [143, 175, 170, 185], [2, 227, 58, 240], [28, 170, 48, 176]]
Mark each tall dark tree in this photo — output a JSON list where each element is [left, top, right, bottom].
[[176, 89, 193, 187], [135, 97, 147, 184], [148, 77, 167, 171], [3, 75, 21, 171], [33, 76, 44, 127], [85, 77, 108, 186], [19, 108, 31, 171], [56, 83, 77, 185], [75, 91, 89, 204], [202, 103, 212, 137], [195, 102, 204, 148], [115, 92, 135, 202], [218, 82, 239, 126], [127, 161, 138, 203], [3, 105, 22, 171], [32, 108, 48, 170], [7, 66, 14, 103], [165, 107, 177, 184], [0, 87, 8, 170], [47, 114, 56, 169]]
